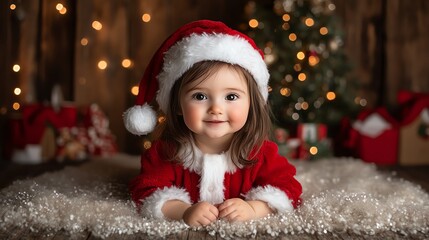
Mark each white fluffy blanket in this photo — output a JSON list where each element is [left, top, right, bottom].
[[0, 155, 428, 239]]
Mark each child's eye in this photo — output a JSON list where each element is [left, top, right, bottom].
[[192, 93, 207, 101], [226, 94, 239, 101]]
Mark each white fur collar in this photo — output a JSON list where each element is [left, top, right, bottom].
[[179, 142, 238, 204]]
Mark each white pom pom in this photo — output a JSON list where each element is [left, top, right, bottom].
[[123, 104, 157, 135]]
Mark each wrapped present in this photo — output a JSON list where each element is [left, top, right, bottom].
[[10, 103, 78, 163], [273, 127, 300, 159], [351, 108, 399, 165], [397, 91, 429, 165], [297, 123, 331, 160]]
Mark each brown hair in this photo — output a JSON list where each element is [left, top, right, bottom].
[[154, 61, 272, 166]]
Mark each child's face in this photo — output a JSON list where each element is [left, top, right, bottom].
[[180, 65, 250, 148]]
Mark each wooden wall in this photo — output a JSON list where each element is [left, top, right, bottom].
[[334, 0, 429, 107], [1, 0, 429, 153]]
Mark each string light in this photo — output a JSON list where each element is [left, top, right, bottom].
[[280, 88, 291, 96], [158, 116, 166, 123], [10, 4, 16, 10], [294, 63, 301, 71], [301, 101, 309, 110], [121, 58, 132, 68], [143, 140, 152, 149], [142, 13, 151, 23], [80, 38, 88, 46], [292, 113, 299, 120], [298, 73, 306, 81], [297, 51, 305, 60], [12, 64, 20, 72], [14, 88, 21, 95], [320, 27, 329, 35], [97, 60, 107, 70], [308, 55, 320, 66], [92, 21, 102, 30], [12, 102, 20, 110], [304, 17, 314, 27], [326, 91, 336, 100], [131, 86, 139, 96], [288, 33, 297, 41], [282, 23, 290, 30], [309, 146, 318, 155], [249, 19, 258, 28], [282, 14, 290, 21]]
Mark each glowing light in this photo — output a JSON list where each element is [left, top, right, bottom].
[[308, 55, 319, 66], [282, 14, 290, 22], [294, 64, 302, 72], [80, 38, 88, 46], [305, 18, 314, 27], [92, 21, 102, 30], [292, 113, 300, 120], [289, 33, 297, 41], [131, 86, 139, 96], [280, 88, 291, 96], [98, 60, 107, 70], [122, 59, 132, 68], [320, 27, 329, 35], [301, 101, 309, 110], [298, 73, 307, 81], [297, 51, 305, 60], [158, 116, 166, 123], [328, 3, 336, 11], [282, 23, 290, 30], [56, 3, 63, 10], [309, 146, 318, 155], [14, 88, 21, 95], [285, 74, 293, 82], [249, 19, 259, 28], [326, 91, 336, 100], [142, 13, 151, 22], [10, 4, 16, 10], [143, 140, 152, 149], [360, 98, 367, 106], [0, 107, 7, 115], [12, 102, 20, 110], [59, 7, 67, 14], [12, 64, 20, 72]]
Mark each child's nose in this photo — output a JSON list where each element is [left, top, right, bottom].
[[208, 101, 222, 115]]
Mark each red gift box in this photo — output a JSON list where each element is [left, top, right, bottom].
[[21, 103, 78, 145], [351, 108, 399, 165]]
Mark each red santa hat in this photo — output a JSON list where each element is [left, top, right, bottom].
[[123, 20, 270, 135]]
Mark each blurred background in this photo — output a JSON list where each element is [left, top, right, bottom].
[[1, 0, 428, 165]]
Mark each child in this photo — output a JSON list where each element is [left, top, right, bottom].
[[124, 20, 302, 227]]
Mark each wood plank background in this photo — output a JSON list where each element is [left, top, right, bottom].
[[1, 0, 429, 153]]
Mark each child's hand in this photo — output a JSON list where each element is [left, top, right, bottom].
[[218, 198, 256, 222], [182, 201, 219, 227]]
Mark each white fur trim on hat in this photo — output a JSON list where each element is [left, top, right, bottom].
[[244, 185, 294, 213], [123, 103, 157, 135], [156, 33, 270, 114], [140, 186, 191, 219]]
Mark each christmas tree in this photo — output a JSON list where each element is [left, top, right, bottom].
[[244, 0, 360, 128]]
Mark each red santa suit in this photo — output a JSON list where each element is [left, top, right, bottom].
[[129, 140, 302, 219]]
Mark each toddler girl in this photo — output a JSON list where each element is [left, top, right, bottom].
[[124, 20, 302, 227]]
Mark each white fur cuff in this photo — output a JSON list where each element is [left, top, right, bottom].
[[244, 185, 293, 213], [140, 186, 191, 219]]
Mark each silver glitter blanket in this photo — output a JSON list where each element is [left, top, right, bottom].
[[0, 155, 428, 239]]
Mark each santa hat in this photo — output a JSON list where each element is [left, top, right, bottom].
[[123, 20, 270, 135]]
